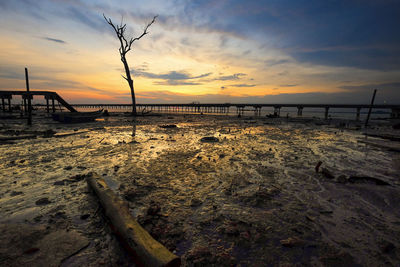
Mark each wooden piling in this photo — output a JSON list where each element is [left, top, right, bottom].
[[25, 68, 32, 125], [365, 89, 377, 127]]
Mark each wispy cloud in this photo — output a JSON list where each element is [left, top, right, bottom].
[[41, 37, 67, 44], [280, 84, 297, 87], [215, 73, 246, 81], [134, 70, 211, 80], [230, 83, 256, 87]]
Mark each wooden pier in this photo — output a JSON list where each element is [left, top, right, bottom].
[[0, 90, 77, 113], [71, 103, 400, 120]]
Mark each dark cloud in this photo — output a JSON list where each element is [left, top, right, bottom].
[[215, 73, 246, 81], [134, 70, 211, 80], [265, 59, 291, 67], [42, 37, 67, 44], [133, 70, 211, 86], [185, 0, 400, 70], [280, 84, 297, 87], [230, 84, 256, 88]]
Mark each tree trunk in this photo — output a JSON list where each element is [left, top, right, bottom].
[[121, 56, 137, 115]]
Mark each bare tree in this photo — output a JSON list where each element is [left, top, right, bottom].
[[104, 14, 157, 115]]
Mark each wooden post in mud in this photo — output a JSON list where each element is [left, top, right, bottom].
[[25, 68, 32, 125], [365, 89, 377, 128], [86, 173, 180, 267]]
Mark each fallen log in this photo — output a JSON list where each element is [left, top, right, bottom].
[[86, 173, 180, 267]]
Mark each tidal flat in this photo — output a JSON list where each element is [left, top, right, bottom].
[[0, 114, 399, 266]]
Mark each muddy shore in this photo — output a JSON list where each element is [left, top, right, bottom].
[[1, 113, 399, 266]]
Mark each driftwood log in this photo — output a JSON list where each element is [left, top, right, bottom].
[[86, 173, 180, 267]]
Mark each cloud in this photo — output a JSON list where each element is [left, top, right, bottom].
[[264, 59, 291, 66], [134, 70, 211, 80], [133, 70, 211, 86], [280, 84, 297, 87], [41, 37, 67, 44], [230, 84, 256, 87], [215, 73, 246, 81], [154, 80, 202, 86]]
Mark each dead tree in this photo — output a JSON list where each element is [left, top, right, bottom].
[[104, 14, 157, 115]]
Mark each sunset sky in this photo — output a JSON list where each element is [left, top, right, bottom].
[[1, 0, 399, 104]]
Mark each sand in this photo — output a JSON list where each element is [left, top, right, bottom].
[[0, 113, 399, 266]]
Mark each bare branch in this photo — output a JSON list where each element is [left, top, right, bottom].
[[126, 15, 158, 51], [121, 74, 128, 81]]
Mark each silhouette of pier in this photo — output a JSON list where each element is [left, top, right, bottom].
[[72, 103, 400, 120], [0, 90, 77, 113]]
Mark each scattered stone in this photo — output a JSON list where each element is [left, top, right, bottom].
[[159, 124, 177, 128], [114, 165, 120, 172], [147, 202, 161, 216], [190, 198, 202, 207], [80, 214, 90, 220], [43, 129, 56, 137], [315, 161, 323, 172], [69, 174, 85, 182], [348, 176, 390, 186], [280, 237, 304, 248], [23, 247, 40, 254], [336, 175, 347, 183], [19, 159, 26, 164], [200, 136, 219, 143], [54, 180, 66, 185], [64, 166, 73, 170], [10, 191, 23, 196], [35, 197, 51, 205], [77, 166, 86, 170], [381, 241, 395, 253], [321, 168, 334, 179]]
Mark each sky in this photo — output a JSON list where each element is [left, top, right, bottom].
[[1, 0, 400, 104]]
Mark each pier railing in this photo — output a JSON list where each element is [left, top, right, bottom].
[[71, 103, 400, 120]]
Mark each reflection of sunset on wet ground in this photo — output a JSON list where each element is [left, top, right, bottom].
[[1, 114, 399, 265], [1, 1, 400, 104]]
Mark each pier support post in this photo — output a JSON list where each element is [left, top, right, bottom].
[[7, 98, 11, 112], [324, 107, 329, 120], [297, 106, 303, 117], [356, 108, 361, 121], [1, 98, 5, 112], [52, 97, 56, 112], [274, 106, 281, 117]]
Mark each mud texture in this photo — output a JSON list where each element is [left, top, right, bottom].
[[0, 113, 399, 266]]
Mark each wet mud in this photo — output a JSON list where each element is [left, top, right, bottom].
[[0, 114, 399, 266]]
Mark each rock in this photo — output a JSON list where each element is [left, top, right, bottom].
[[53, 180, 66, 186], [382, 241, 395, 253], [10, 191, 23, 196], [190, 198, 202, 207], [43, 129, 56, 137], [35, 197, 51, 205], [336, 175, 347, 183], [69, 174, 85, 182], [315, 161, 323, 172], [348, 176, 390, 186], [80, 214, 90, 220], [64, 166, 73, 170], [321, 168, 334, 179], [200, 136, 219, 143], [159, 124, 177, 128], [147, 202, 161, 216], [280, 237, 304, 248]]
